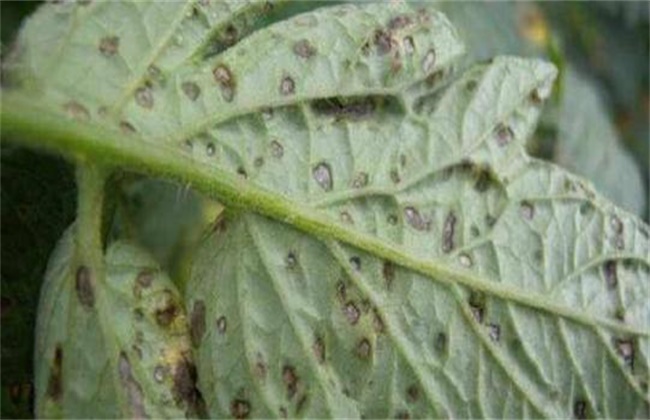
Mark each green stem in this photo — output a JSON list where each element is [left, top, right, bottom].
[[75, 164, 107, 269], [1, 93, 644, 337]]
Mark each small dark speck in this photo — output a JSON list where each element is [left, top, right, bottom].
[[99, 36, 119, 56]]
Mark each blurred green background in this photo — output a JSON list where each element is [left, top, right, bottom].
[[1, 1, 648, 417]]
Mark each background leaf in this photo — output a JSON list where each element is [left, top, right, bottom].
[[34, 234, 203, 417], [553, 67, 645, 217]]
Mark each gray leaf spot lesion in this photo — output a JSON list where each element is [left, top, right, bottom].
[[98, 35, 119, 57], [441, 211, 457, 253], [46, 345, 63, 401], [134, 84, 154, 109], [280, 75, 296, 96], [118, 352, 147, 418], [216, 315, 227, 334], [190, 300, 206, 346], [63, 101, 90, 120], [403, 206, 429, 231], [312, 162, 333, 191], [213, 64, 236, 102], [75, 265, 95, 309], [293, 39, 317, 59], [230, 398, 251, 419], [181, 81, 201, 101], [282, 365, 299, 399], [356, 338, 372, 359], [494, 123, 514, 146], [343, 301, 360, 325]]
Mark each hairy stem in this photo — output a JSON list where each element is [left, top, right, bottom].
[[1, 93, 644, 337]]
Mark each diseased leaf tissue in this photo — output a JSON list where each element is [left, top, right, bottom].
[[1, 0, 648, 418]]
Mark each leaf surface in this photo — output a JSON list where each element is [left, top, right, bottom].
[[187, 56, 650, 418], [5, 1, 650, 419], [34, 232, 204, 417]]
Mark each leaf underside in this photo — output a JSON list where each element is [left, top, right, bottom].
[[7, 1, 649, 418], [35, 230, 204, 418]]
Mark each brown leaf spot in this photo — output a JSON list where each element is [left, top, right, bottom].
[[351, 172, 369, 188], [422, 49, 436, 73], [75, 265, 95, 309], [530, 88, 543, 105], [573, 400, 587, 419], [336, 281, 347, 302], [374, 29, 394, 55], [99, 36, 119, 56], [495, 123, 514, 146], [312, 162, 333, 191], [230, 399, 251, 419], [153, 365, 166, 383], [213, 64, 235, 102], [63, 101, 90, 120], [46, 346, 63, 401], [270, 140, 284, 158], [388, 15, 413, 30], [469, 291, 485, 323], [372, 308, 385, 333], [293, 39, 317, 58], [406, 384, 419, 402], [135, 85, 154, 109], [118, 352, 147, 418], [154, 291, 179, 327], [441, 212, 457, 253], [216, 315, 227, 334], [172, 358, 203, 410], [349, 256, 361, 271], [136, 270, 154, 288], [520, 201, 535, 220], [383, 261, 395, 289], [434, 332, 447, 354], [614, 338, 634, 368], [286, 251, 298, 269], [488, 323, 501, 342], [343, 301, 360, 325], [604, 261, 617, 289], [282, 365, 299, 399], [403, 206, 428, 231], [280, 75, 295, 96], [356, 338, 372, 359], [190, 300, 206, 346], [313, 337, 325, 364], [254, 353, 267, 380], [390, 169, 401, 184], [473, 169, 491, 193], [120, 121, 136, 134], [181, 81, 201, 101]]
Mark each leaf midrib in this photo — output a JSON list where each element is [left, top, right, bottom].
[[2, 96, 646, 341]]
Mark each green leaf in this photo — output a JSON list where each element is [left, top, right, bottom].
[[3, 1, 649, 419], [34, 230, 204, 417], [8, 1, 463, 140], [186, 55, 650, 418], [554, 68, 646, 217]]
